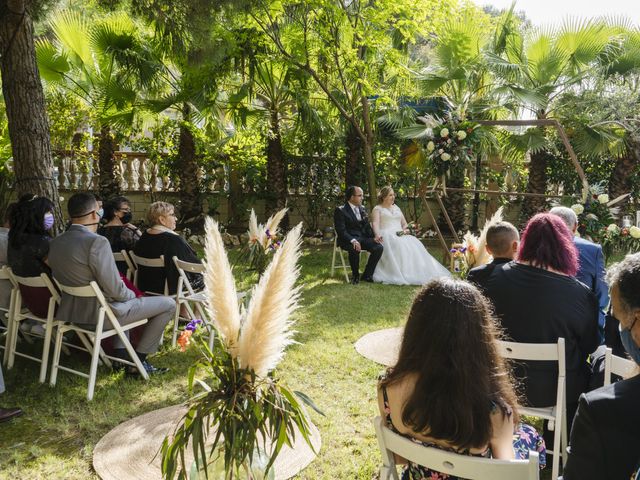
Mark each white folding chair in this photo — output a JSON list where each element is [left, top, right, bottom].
[[172, 257, 210, 348], [604, 347, 637, 385], [497, 338, 567, 480], [129, 252, 169, 295], [50, 280, 149, 400], [330, 236, 369, 283], [113, 250, 136, 282], [373, 416, 540, 480], [5, 269, 61, 383], [0, 265, 17, 365]]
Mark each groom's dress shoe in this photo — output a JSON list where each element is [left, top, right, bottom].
[[350, 276, 360, 285], [362, 276, 374, 283], [0, 407, 23, 423]]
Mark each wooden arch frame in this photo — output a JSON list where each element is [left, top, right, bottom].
[[421, 118, 590, 259]]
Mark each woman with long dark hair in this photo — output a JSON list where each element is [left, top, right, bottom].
[[484, 213, 599, 444], [378, 278, 545, 478]]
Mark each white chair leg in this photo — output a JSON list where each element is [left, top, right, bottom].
[[551, 417, 561, 480], [339, 249, 349, 282], [331, 241, 337, 277], [50, 328, 64, 387], [171, 299, 182, 347], [87, 333, 102, 401], [39, 308, 56, 383]]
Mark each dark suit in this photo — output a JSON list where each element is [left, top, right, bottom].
[[466, 257, 511, 294], [563, 374, 640, 480], [334, 203, 383, 280], [574, 236, 608, 342]]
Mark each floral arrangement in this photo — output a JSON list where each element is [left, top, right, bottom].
[[568, 189, 617, 243], [177, 318, 203, 352], [601, 223, 640, 259], [397, 221, 422, 237], [161, 219, 318, 480], [401, 112, 480, 189], [241, 208, 288, 276]]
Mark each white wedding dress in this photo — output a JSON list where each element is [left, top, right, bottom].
[[372, 205, 451, 285]]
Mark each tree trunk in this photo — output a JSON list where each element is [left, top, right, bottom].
[[0, 1, 62, 230], [521, 149, 549, 222], [98, 124, 120, 198], [360, 95, 377, 204], [178, 106, 203, 231], [266, 109, 289, 229], [608, 138, 640, 206], [345, 122, 363, 187]]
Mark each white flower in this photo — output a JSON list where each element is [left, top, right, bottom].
[[630, 226, 640, 239], [457, 130, 467, 140], [427, 141, 435, 152], [571, 204, 584, 215], [438, 149, 444, 154], [447, 139, 452, 144], [607, 223, 620, 234], [441, 153, 451, 161], [440, 128, 449, 138], [597, 194, 609, 204]]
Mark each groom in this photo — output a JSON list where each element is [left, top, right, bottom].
[[334, 186, 383, 284]]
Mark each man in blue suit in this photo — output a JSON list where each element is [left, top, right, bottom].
[[550, 206, 608, 342]]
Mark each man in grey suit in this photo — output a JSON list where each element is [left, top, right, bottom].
[[49, 193, 174, 375], [0, 363, 22, 422]]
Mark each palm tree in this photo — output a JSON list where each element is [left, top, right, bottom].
[[36, 10, 161, 199], [487, 17, 621, 217]]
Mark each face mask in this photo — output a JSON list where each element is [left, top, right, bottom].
[[97, 208, 104, 219], [120, 211, 133, 224], [43, 212, 54, 230], [619, 323, 640, 364]]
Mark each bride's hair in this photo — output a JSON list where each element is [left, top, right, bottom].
[[377, 186, 393, 204], [380, 278, 520, 450]]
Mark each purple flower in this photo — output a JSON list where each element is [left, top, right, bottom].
[[186, 318, 203, 332]]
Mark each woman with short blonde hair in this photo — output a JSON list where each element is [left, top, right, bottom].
[[133, 201, 203, 295]]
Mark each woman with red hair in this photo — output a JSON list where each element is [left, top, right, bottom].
[[484, 213, 599, 444]]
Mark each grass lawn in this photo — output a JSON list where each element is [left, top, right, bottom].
[[0, 245, 424, 480]]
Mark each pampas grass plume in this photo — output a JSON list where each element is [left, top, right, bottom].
[[237, 222, 303, 377], [203, 217, 241, 352]]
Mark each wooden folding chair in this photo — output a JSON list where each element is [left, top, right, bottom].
[[129, 252, 169, 295], [0, 265, 17, 366], [497, 338, 567, 480], [373, 416, 539, 480], [113, 250, 136, 282], [50, 280, 149, 401], [5, 269, 61, 383], [604, 347, 636, 385], [172, 257, 210, 348], [330, 236, 369, 282]]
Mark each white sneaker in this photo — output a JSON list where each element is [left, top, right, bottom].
[[30, 323, 46, 336]]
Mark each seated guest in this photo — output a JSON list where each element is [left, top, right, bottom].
[[98, 196, 141, 275], [49, 193, 174, 375], [550, 206, 608, 343], [334, 185, 383, 284], [133, 201, 203, 295], [485, 213, 599, 444], [0, 363, 22, 423], [563, 253, 640, 479], [378, 278, 545, 479], [0, 203, 16, 310], [467, 221, 519, 293], [7, 196, 56, 323]]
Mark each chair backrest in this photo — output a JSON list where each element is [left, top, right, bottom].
[[173, 256, 204, 296], [9, 269, 61, 305], [604, 347, 637, 385], [373, 417, 539, 480], [496, 338, 566, 377], [129, 252, 166, 292], [55, 280, 116, 324], [113, 250, 136, 281], [0, 265, 10, 281]]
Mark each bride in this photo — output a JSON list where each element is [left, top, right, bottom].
[[372, 187, 451, 285]]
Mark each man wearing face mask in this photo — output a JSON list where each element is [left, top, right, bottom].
[[563, 252, 640, 479], [49, 193, 175, 375], [98, 196, 142, 276]]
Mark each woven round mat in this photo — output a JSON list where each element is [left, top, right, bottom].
[[354, 327, 403, 367], [93, 405, 321, 480]]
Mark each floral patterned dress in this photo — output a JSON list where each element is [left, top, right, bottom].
[[380, 383, 546, 479]]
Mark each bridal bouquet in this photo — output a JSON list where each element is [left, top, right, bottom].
[[161, 219, 319, 479]]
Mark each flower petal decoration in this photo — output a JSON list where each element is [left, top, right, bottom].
[[237, 223, 303, 377], [203, 217, 241, 353]]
